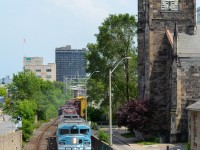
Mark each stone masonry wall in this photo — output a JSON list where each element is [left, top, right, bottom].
[[179, 58, 200, 141], [188, 111, 200, 150], [138, 0, 196, 142], [149, 31, 172, 135], [151, 0, 196, 32], [0, 130, 22, 150]]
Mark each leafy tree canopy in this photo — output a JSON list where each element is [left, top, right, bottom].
[[13, 100, 37, 122], [0, 87, 6, 97], [5, 71, 67, 117], [85, 13, 138, 110], [3, 70, 68, 141], [87, 106, 105, 122], [11, 71, 42, 101]]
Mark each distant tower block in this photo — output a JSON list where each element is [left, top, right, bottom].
[[55, 45, 86, 82]]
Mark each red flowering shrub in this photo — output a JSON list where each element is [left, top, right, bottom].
[[116, 99, 154, 133]]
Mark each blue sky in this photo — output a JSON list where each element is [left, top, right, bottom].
[[0, 0, 200, 78]]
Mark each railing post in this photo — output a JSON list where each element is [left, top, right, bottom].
[[166, 145, 169, 150]]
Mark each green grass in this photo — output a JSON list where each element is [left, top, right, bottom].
[[121, 132, 135, 138], [136, 137, 159, 145]]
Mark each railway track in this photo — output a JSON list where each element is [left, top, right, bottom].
[[24, 118, 57, 150]]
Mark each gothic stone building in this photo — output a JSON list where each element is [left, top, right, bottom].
[[138, 0, 200, 142], [186, 101, 200, 149]]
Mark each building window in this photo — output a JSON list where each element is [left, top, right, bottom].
[[26, 57, 31, 61], [46, 69, 51, 72], [36, 69, 41, 72], [161, 0, 178, 11]]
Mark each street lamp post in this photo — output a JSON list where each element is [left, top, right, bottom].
[[109, 57, 132, 146], [85, 71, 100, 122]]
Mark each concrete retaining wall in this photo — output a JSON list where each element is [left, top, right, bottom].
[[91, 136, 113, 150]]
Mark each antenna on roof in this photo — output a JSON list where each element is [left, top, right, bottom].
[[23, 38, 26, 57]]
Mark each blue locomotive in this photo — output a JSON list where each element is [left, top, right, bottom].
[[57, 114, 92, 150]]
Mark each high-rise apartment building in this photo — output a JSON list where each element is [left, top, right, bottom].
[[55, 45, 86, 82], [23, 57, 56, 81], [197, 7, 200, 25]]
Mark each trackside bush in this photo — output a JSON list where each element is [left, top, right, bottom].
[[186, 143, 190, 150], [98, 129, 109, 143], [91, 122, 98, 130]]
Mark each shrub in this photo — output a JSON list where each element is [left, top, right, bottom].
[[98, 129, 109, 143], [116, 99, 154, 133], [87, 106, 105, 122], [186, 143, 190, 150], [91, 122, 98, 130], [21, 119, 34, 141], [121, 132, 135, 138]]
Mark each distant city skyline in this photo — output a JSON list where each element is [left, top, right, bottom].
[[0, 1, 200, 78], [0, 0, 137, 78]]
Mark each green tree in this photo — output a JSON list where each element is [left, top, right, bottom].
[[9, 71, 42, 101], [4, 71, 68, 141], [21, 118, 34, 141], [13, 100, 37, 141], [6, 71, 67, 119], [85, 14, 137, 109], [14, 100, 37, 122], [0, 87, 6, 97], [87, 106, 105, 122]]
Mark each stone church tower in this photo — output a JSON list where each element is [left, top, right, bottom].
[[138, 0, 196, 142]]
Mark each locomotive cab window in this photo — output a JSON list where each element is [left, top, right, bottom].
[[60, 129, 69, 135], [71, 129, 78, 134], [80, 129, 89, 134], [161, 0, 178, 11]]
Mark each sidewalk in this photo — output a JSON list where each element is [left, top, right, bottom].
[[111, 128, 186, 150]]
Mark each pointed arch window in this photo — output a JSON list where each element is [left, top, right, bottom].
[[161, 0, 179, 11]]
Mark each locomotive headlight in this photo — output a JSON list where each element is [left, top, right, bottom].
[[72, 137, 77, 144]]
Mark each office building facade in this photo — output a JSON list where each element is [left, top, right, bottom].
[[197, 7, 200, 25], [23, 57, 56, 81], [55, 45, 86, 82]]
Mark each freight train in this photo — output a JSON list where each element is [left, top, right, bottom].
[[58, 96, 86, 118], [56, 96, 92, 150]]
